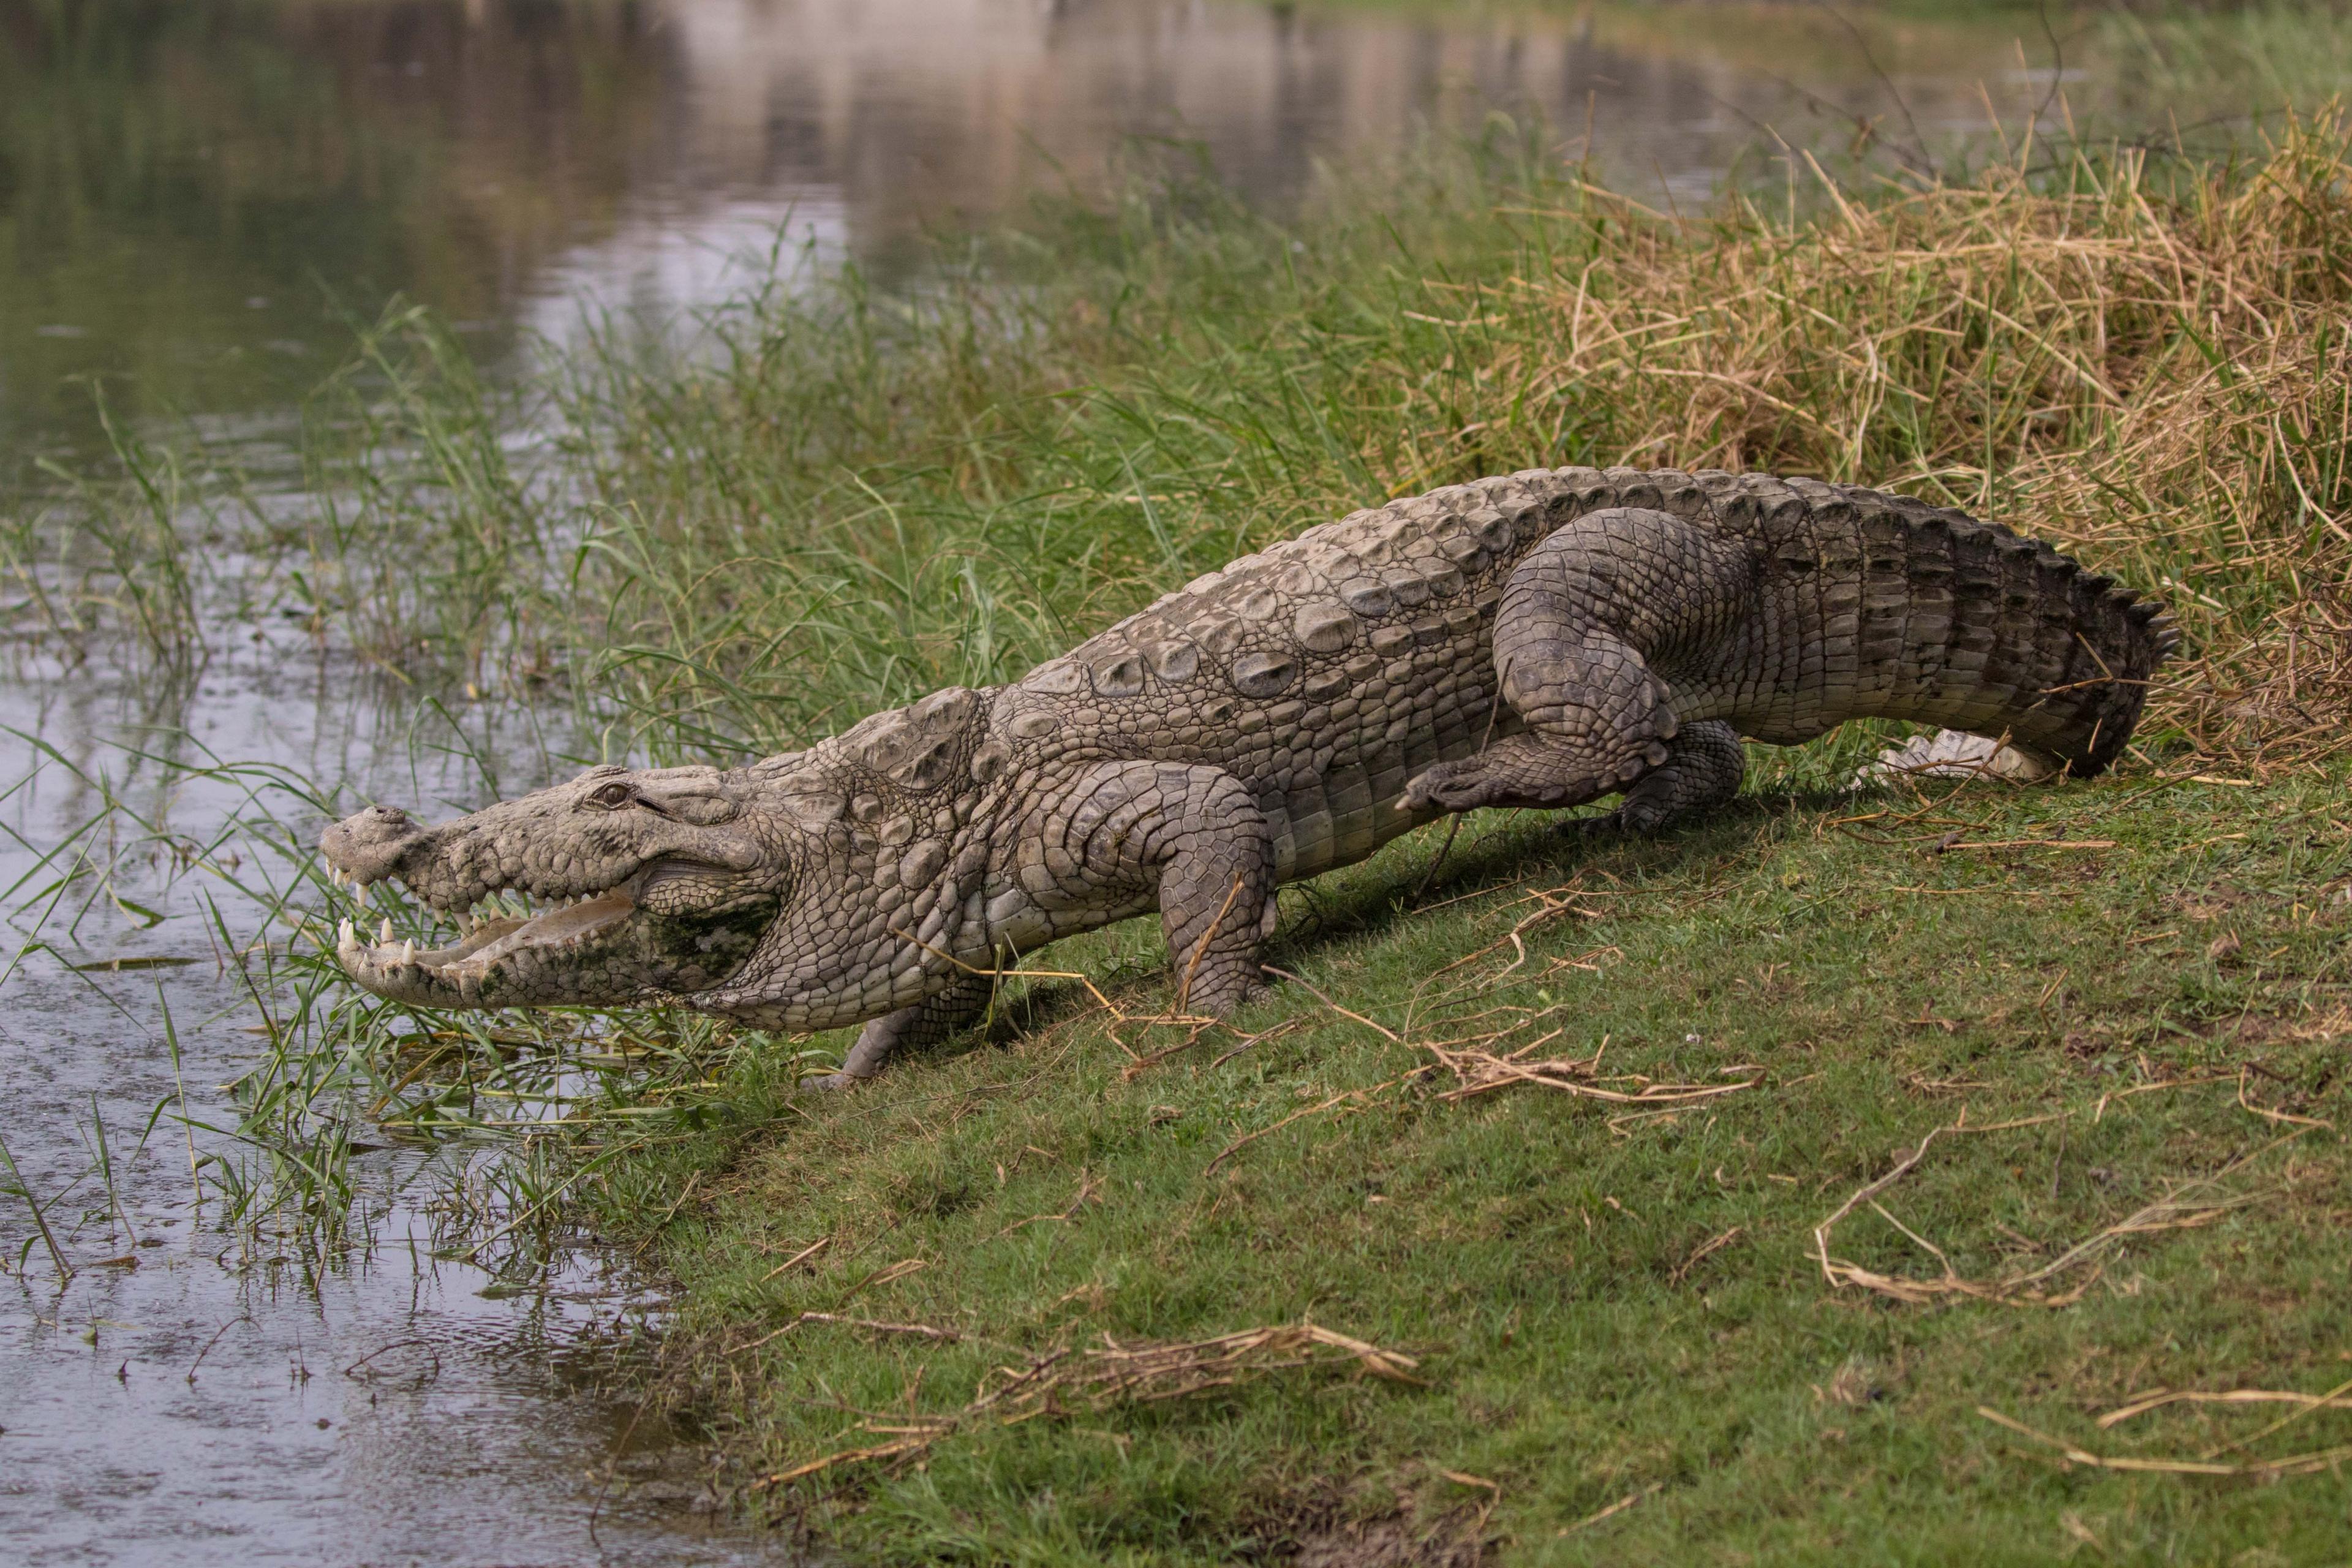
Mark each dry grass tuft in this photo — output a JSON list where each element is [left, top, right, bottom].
[[1396, 111, 2352, 772]]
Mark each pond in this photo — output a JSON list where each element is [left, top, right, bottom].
[[0, 2, 2305, 1562]]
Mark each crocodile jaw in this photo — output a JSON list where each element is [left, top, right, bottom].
[[320, 765, 793, 1009], [334, 892, 639, 1008]]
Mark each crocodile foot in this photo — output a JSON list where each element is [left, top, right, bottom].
[[1402, 733, 1664, 815]]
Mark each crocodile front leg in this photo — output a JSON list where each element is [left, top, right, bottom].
[[1010, 761, 1277, 1017], [807, 970, 993, 1089]]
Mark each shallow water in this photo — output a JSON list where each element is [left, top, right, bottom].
[[0, 643, 809, 1566], [0, 1, 2263, 1562]]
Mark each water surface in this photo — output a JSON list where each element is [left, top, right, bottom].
[[0, 620, 830, 1563], [4, 0, 2126, 477]]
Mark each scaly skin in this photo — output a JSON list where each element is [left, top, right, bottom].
[[322, 467, 2176, 1082]]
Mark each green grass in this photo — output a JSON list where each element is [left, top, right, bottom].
[[502, 108, 2352, 1562], [611, 768, 2352, 1564]]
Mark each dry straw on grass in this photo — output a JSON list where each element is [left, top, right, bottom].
[[1814, 1107, 2321, 1309], [1198, 950, 1767, 1172], [2098, 1385, 2352, 1428], [750, 1322, 1421, 1493], [1977, 1403, 2352, 1480]]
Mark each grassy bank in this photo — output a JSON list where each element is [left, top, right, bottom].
[[463, 119, 2352, 1562], [20, 97, 2352, 1562], [624, 772, 2352, 1564]]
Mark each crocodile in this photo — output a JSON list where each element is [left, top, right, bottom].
[[321, 466, 2175, 1084]]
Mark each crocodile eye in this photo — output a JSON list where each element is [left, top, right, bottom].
[[587, 781, 635, 810]]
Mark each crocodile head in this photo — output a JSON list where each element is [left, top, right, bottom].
[[320, 763, 804, 1011], [323, 688, 1003, 1025]]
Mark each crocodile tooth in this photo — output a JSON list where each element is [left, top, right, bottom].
[[379, 918, 394, 945], [337, 918, 355, 949], [401, 940, 416, 965]]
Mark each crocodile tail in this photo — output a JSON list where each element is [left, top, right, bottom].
[[1841, 488, 2179, 776]]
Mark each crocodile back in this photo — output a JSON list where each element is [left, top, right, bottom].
[[985, 466, 2172, 881]]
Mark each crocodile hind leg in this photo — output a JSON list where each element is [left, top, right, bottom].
[[1147, 772, 1278, 1016], [809, 970, 993, 1088], [1403, 506, 1755, 818], [1599, 719, 1746, 833]]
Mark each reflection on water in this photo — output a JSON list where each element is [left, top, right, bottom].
[[1, 0, 2100, 478]]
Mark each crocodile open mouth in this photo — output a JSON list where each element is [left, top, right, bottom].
[[334, 890, 635, 998]]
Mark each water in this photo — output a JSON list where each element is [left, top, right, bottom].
[[4, 0, 2155, 477], [0, 1, 2280, 1561], [0, 644, 796, 1564]]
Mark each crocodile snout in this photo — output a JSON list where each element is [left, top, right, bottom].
[[321, 804, 429, 886]]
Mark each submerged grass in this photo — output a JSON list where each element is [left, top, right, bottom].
[[13, 88, 2352, 1564]]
